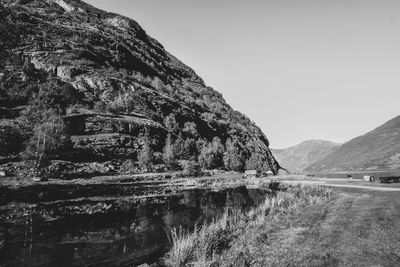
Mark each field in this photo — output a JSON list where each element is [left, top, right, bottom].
[[263, 187, 400, 266], [164, 176, 400, 266]]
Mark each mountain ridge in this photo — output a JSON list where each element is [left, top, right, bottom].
[[306, 115, 400, 173], [0, 0, 281, 177], [272, 140, 341, 173]]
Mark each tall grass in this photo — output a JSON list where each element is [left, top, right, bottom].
[[164, 185, 336, 266]]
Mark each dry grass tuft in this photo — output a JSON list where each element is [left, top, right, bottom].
[[164, 185, 336, 266]]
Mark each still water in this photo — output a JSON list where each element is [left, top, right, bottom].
[[0, 186, 271, 266]]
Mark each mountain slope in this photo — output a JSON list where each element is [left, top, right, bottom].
[[307, 116, 400, 172], [272, 140, 341, 173], [0, 0, 281, 176]]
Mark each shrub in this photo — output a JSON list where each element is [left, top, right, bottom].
[[164, 114, 179, 133], [173, 133, 184, 159], [245, 152, 266, 172], [199, 137, 224, 169], [59, 83, 81, 105], [182, 121, 198, 137], [138, 138, 153, 171], [106, 93, 135, 114], [164, 185, 336, 266], [120, 159, 139, 174], [0, 119, 29, 156], [22, 60, 36, 76], [163, 133, 177, 169], [181, 138, 197, 160], [181, 160, 201, 177], [223, 138, 245, 172]]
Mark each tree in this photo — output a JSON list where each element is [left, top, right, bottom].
[[59, 83, 80, 106], [138, 138, 153, 171], [0, 120, 29, 156], [182, 121, 198, 137], [107, 92, 135, 114], [198, 144, 212, 169], [151, 76, 165, 91], [173, 133, 184, 159], [223, 138, 245, 172], [211, 137, 224, 167], [182, 138, 197, 160], [163, 133, 176, 168], [198, 137, 225, 169], [22, 60, 36, 76], [120, 69, 128, 80], [164, 114, 179, 133], [182, 160, 201, 177], [24, 112, 71, 177], [245, 152, 264, 172]]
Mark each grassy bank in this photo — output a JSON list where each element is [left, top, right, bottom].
[[164, 185, 336, 266]]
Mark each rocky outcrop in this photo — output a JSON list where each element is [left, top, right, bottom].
[[0, 0, 281, 176]]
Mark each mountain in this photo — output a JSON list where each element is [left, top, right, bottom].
[[0, 0, 281, 177], [272, 140, 341, 173], [307, 116, 400, 173]]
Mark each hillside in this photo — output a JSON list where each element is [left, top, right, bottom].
[[272, 140, 340, 173], [0, 0, 281, 178], [307, 116, 400, 173]]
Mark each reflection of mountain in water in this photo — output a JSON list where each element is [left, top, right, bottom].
[[0, 186, 273, 266]]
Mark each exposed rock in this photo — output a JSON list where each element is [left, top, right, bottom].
[[0, 0, 282, 176], [56, 65, 80, 81], [50, 0, 78, 13], [71, 133, 139, 160], [105, 16, 131, 30]]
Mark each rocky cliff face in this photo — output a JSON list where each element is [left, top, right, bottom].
[[0, 0, 281, 176]]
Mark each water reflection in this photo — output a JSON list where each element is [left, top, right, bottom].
[[0, 186, 271, 266]]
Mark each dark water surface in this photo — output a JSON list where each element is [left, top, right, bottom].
[[0, 186, 271, 266]]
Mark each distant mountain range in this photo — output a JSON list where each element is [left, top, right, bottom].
[[306, 115, 400, 173], [272, 140, 341, 173]]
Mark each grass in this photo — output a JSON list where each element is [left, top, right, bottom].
[[164, 185, 336, 266]]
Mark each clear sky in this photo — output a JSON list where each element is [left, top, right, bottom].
[[84, 0, 400, 148]]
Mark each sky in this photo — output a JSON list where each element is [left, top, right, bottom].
[[84, 0, 400, 149]]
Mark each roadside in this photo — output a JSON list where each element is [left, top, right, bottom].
[[164, 179, 400, 266], [278, 175, 400, 191], [256, 188, 400, 266]]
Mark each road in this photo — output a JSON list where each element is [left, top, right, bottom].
[[265, 186, 400, 266], [280, 177, 400, 192]]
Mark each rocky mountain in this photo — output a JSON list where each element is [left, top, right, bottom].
[[306, 115, 400, 173], [0, 0, 281, 177], [272, 140, 341, 173]]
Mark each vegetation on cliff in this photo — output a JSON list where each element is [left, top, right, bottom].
[[0, 0, 281, 178]]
